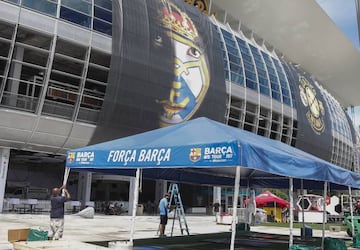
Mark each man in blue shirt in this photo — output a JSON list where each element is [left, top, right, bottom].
[[158, 192, 170, 237], [48, 185, 71, 240]]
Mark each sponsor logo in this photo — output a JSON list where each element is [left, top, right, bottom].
[[203, 146, 234, 162], [67, 152, 75, 163], [189, 148, 201, 162], [75, 151, 95, 164]]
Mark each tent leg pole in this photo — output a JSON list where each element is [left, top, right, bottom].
[[289, 177, 294, 248], [129, 168, 140, 245], [62, 168, 70, 196], [321, 181, 327, 250], [349, 186, 355, 237], [301, 179, 305, 237], [230, 166, 241, 250]]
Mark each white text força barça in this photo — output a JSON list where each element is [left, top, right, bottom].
[[107, 148, 171, 165]]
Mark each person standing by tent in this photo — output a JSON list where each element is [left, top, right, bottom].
[[213, 200, 220, 222], [158, 192, 170, 237], [48, 185, 71, 240]]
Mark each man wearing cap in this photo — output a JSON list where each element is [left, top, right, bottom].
[[158, 192, 170, 237]]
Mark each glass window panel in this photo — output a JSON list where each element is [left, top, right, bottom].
[[43, 90, 77, 116], [80, 95, 103, 110], [281, 88, 289, 96], [0, 59, 7, 76], [87, 66, 109, 83], [94, 6, 112, 23], [246, 79, 257, 90], [15, 46, 49, 67], [283, 96, 291, 106], [223, 59, 229, 68], [95, 0, 112, 10], [84, 81, 105, 98], [235, 37, 246, 46], [266, 67, 275, 75], [269, 74, 278, 83], [224, 70, 230, 80], [0, 22, 15, 40], [8, 62, 45, 82], [228, 54, 241, 64], [0, 41, 11, 57], [257, 68, 267, 78], [226, 46, 239, 56], [60, 6, 91, 28], [243, 61, 255, 71], [89, 49, 111, 67], [49, 72, 81, 90], [4, 0, 20, 4], [229, 62, 242, 73], [53, 56, 84, 76], [231, 73, 243, 85], [55, 39, 87, 60], [245, 70, 256, 81], [22, 0, 57, 16], [241, 53, 252, 63], [260, 86, 269, 96], [61, 0, 92, 15], [221, 29, 232, 39], [272, 91, 281, 101], [258, 77, 268, 85], [16, 28, 52, 50]]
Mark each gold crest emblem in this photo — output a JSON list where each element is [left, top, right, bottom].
[[299, 76, 325, 135]]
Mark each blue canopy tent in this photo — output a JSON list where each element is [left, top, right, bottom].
[[66, 117, 360, 188], [65, 117, 360, 249]]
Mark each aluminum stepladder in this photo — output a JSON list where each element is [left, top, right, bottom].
[[168, 183, 190, 236]]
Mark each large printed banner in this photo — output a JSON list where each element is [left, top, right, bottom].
[[66, 142, 239, 168], [91, 0, 226, 144], [284, 61, 333, 161]]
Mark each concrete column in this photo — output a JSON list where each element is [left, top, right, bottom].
[[8, 47, 23, 107], [128, 176, 136, 215], [155, 180, 168, 204], [77, 172, 92, 208], [0, 148, 10, 213], [213, 186, 222, 212]]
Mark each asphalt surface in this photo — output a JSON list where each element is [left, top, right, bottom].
[[0, 213, 352, 249]]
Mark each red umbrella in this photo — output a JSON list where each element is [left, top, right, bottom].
[[245, 191, 289, 208]]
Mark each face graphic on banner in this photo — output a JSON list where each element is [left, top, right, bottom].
[[159, 2, 210, 127]]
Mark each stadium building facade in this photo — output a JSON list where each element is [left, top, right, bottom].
[[0, 0, 358, 212]]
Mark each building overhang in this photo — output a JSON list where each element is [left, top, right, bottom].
[[214, 0, 360, 107]]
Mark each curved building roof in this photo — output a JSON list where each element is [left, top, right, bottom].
[[215, 0, 360, 107]]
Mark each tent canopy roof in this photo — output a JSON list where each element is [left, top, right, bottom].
[[245, 191, 289, 208], [66, 117, 360, 189]]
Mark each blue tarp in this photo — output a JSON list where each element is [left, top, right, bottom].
[[66, 117, 360, 188]]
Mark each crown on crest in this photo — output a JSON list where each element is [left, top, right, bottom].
[[162, 3, 198, 40]]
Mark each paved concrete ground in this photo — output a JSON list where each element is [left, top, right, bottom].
[[0, 213, 352, 249]]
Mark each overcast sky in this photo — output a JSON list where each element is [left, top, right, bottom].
[[316, 1, 360, 129], [316, 0, 359, 48]]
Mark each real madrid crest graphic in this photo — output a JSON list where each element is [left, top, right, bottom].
[[298, 76, 325, 135]]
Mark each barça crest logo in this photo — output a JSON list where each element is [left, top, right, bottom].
[[67, 152, 75, 163], [189, 148, 201, 162]]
